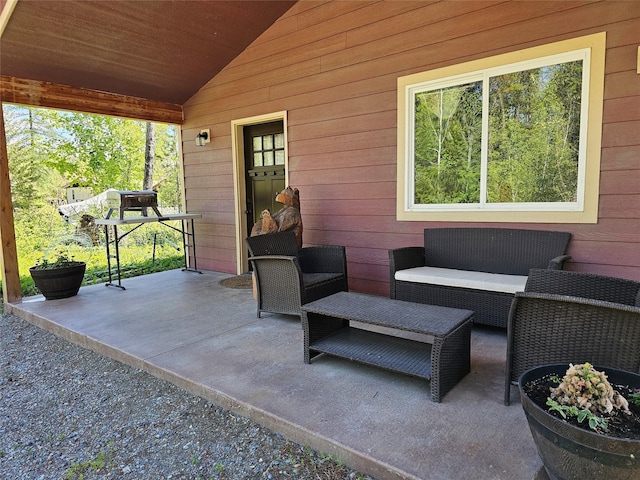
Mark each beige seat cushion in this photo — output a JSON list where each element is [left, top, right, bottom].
[[395, 266, 527, 294]]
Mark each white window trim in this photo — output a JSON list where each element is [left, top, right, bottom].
[[397, 32, 606, 223]]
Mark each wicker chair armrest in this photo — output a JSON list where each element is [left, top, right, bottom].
[[547, 254, 571, 270], [298, 246, 347, 274], [248, 254, 303, 283], [248, 254, 302, 278], [248, 255, 305, 317], [248, 254, 299, 267]]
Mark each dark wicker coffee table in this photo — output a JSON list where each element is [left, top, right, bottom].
[[301, 291, 474, 402]]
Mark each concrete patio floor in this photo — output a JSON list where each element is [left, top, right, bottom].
[[7, 269, 546, 480]]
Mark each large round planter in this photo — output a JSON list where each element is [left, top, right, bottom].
[[519, 364, 640, 480], [29, 263, 86, 300]]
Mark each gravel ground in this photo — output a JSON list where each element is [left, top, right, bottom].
[[0, 312, 374, 480]]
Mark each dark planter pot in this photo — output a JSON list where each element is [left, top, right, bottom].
[[29, 263, 86, 300], [519, 364, 640, 480]]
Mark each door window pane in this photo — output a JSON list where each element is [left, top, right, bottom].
[[251, 133, 284, 168]]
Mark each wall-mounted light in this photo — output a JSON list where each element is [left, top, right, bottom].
[[195, 129, 210, 147]]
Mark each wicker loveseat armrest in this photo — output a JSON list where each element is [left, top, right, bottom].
[[548, 254, 571, 270], [298, 245, 347, 274], [389, 247, 425, 272], [389, 247, 425, 299]]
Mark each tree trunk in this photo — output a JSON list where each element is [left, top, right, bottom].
[[143, 122, 155, 190]]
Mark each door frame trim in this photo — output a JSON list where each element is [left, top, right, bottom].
[[231, 111, 288, 274]]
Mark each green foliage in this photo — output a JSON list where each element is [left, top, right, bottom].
[[13, 207, 185, 296], [42, 111, 146, 192], [3, 105, 181, 210], [630, 390, 640, 406], [546, 397, 609, 432], [413, 59, 583, 205], [31, 253, 85, 270], [414, 81, 482, 204], [487, 62, 581, 203], [64, 448, 115, 479], [1, 104, 186, 297]]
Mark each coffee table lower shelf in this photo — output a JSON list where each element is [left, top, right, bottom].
[[308, 327, 432, 380]]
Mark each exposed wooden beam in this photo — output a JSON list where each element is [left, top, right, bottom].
[[0, 76, 184, 125], [0, 0, 19, 37], [0, 101, 21, 303]]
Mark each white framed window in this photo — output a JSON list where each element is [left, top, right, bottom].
[[397, 33, 606, 223]]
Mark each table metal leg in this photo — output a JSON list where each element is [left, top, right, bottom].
[[182, 218, 201, 273], [105, 224, 126, 290]]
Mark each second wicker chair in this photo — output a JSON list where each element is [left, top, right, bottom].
[[246, 231, 348, 318], [504, 268, 640, 405]]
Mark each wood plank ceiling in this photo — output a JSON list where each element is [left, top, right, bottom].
[[0, 0, 296, 121]]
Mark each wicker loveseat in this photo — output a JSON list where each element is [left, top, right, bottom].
[[504, 268, 640, 405], [389, 228, 571, 328], [246, 231, 348, 318]]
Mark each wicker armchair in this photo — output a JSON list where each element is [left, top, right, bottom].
[[504, 269, 640, 405], [246, 231, 348, 318]]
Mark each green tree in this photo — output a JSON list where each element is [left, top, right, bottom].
[[414, 82, 482, 204], [487, 62, 581, 203], [41, 111, 146, 193], [152, 124, 182, 210], [3, 105, 49, 209], [4, 105, 182, 211]]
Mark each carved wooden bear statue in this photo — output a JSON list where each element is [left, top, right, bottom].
[[250, 186, 303, 248]]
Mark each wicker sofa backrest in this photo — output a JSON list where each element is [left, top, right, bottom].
[[525, 268, 640, 306], [423, 228, 571, 275], [246, 231, 299, 257]]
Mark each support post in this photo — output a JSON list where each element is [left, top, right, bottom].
[[0, 102, 21, 303]]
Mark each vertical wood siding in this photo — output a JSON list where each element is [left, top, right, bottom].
[[183, 0, 640, 292]]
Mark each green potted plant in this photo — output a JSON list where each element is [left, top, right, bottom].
[[29, 252, 86, 300], [519, 362, 640, 480]]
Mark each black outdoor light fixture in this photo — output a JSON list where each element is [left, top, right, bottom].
[[195, 129, 210, 147]]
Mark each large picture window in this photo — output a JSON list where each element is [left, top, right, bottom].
[[397, 33, 605, 223]]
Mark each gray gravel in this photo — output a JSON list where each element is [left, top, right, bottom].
[[0, 312, 374, 480]]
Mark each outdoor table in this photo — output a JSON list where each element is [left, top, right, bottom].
[[95, 213, 202, 290]]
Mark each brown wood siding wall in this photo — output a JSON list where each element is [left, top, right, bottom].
[[182, 0, 640, 293]]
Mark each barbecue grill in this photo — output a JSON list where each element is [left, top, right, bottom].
[[105, 190, 162, 219]]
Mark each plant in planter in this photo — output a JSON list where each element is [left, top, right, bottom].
[[519, 363, 640, 480], [547, 362, 632, 432], [29, 252, 87, 300]]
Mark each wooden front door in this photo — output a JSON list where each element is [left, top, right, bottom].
[[244, 121, 285, 235]]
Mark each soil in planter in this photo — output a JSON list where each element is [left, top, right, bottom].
[[523, 373, 640, 440]]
